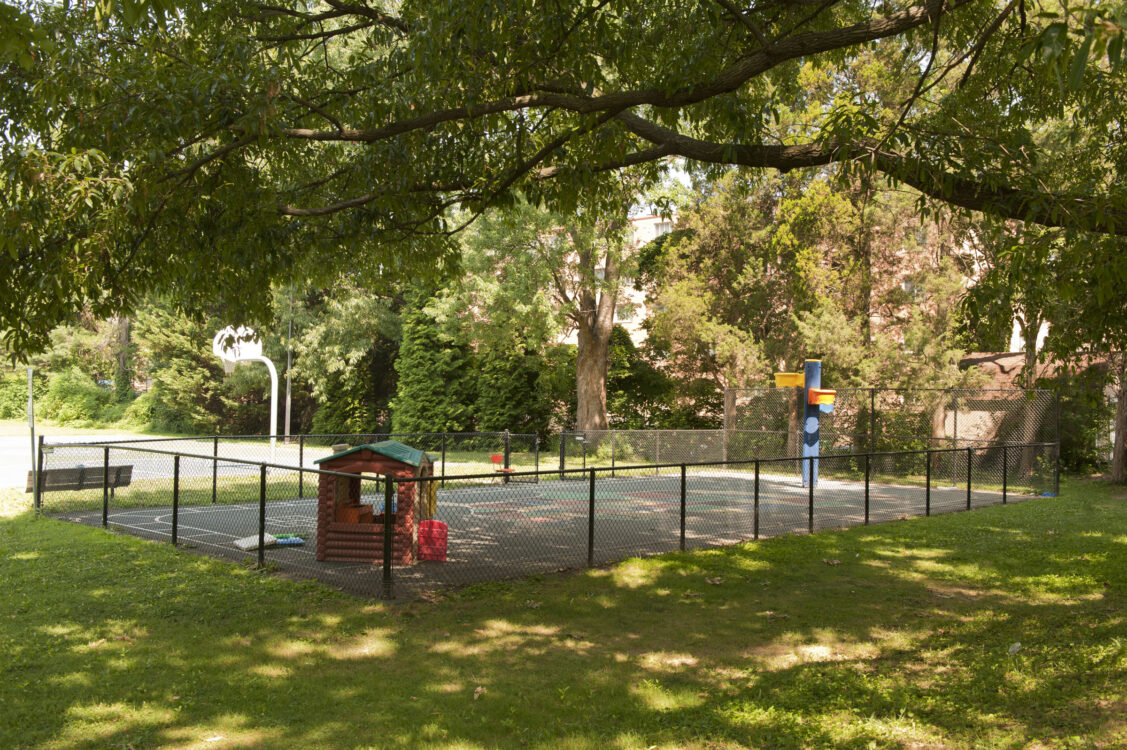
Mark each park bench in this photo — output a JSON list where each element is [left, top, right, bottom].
[[26, 465, 134, 500]]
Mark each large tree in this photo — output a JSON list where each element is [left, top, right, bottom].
[[2, 0, 1126, 358], [451, 200, 634, 431]]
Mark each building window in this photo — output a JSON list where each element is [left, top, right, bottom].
[[901, 278, 925, 299], [654, 221, 673, 237]]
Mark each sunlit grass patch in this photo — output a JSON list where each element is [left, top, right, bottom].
[[1, 478, 1125, 748]]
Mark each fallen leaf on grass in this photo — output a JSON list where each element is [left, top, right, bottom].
[[473, 686, 487, 700], [86, 639, 106, 649], [681, 591, 701, 598], [763, 611, 789, 621], [705, 577, 723, 585], [525, 600, 542, 609], [822, 559, 841, 566], [1008, 642, 1022, 655]]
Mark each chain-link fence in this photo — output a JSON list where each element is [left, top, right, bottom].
[[30, 436, 1059, 600], [59, 431, 541, 488], [726, 387, 1060, 454]]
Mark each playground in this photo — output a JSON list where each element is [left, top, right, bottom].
[[53, 463, 1036, 597], [29, 361, 1059, 597]]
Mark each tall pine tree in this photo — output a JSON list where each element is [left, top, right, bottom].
[[474, 335, 552, 435], [391, 291, 476, 433]]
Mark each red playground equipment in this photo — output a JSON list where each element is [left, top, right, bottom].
[[313, 441, 436, 564]]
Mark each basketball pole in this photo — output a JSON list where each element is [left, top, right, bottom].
[[213, 327, 279, 461]]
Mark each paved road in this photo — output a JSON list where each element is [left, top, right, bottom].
[[1, 432, 172, 490], [0, 435, 37, 490]]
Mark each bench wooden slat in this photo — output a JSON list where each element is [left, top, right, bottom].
[[26, 465, 134, 493]]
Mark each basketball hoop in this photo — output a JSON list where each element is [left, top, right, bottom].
[[212, 325, 279, 459]]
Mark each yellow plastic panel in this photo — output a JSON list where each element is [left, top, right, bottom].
[[774, 372, 805, 387]]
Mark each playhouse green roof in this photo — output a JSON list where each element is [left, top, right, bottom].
[[313, 440, 432, 467]]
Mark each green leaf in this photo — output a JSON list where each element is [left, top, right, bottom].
[[1069, 34, 1093, 90]]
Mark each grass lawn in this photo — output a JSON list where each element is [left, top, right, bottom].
[[1, 480, 1124, 749]]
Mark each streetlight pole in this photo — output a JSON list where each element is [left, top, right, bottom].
[[284, 286, 293, 443], [27, 366, 35, 492]]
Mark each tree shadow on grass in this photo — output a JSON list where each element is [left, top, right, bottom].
[[1, 488, 1125, 749]]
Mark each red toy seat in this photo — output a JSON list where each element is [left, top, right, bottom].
[[490, 454, 516, 474]]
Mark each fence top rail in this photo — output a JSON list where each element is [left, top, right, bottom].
[[43, 431, 540, 447], [43, 439, 1056, 485], [42, 442, 404, 482], [562, 429, 1031, 446], [729, 386, 1055, 394], [351, 440, 1059, 483]]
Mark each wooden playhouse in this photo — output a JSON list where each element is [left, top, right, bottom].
[[313, 441, 435, 564]]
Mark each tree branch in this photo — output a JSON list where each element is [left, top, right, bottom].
[[614, 112, 1127, 235], [265, 0, 975, 145]]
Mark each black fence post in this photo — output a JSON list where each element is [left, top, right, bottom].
[[381, 476, 394, 599], [503, 430, 511, 484], [102, 446, 110, 529], [298, 435, 305, 499], [864, 453, 871, 525], [1002, 445, 1008, 505], [441, 434, 447, 489], [965, 447, 973, 510], [611, 431, 616, 478], [257, 465, 266, 568], [534, 435, 540, 475], [558, 436, 566, 481], [211, 436, 219, 504], [172, 455, 180, 546], [753, 460, 760, 540], [1055, 391, 1062, 496], [587, 469, 596, 567], [34, 435, 44, 514], [925, 450, 932, 516], [869, 388, 877, 453], [951, 391, 959, 487], [807, 456, 814, 534], [679, 464, 686, 551]]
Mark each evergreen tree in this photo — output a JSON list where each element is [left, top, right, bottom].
[[391, 292, 476, 434], [474, 336, 552, 435]]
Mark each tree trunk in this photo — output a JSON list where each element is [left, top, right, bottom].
[[786, 387, 801, 457], [114, 315, 133, 402], [575, 325, 611, 432], [1112, 355, 1126, 482], [568, 225, 620, 433]]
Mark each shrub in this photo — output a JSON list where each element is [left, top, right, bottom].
[[0, 370, 47, 420], [121, 389, 156, 426], [38, 367, 111, 425]]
